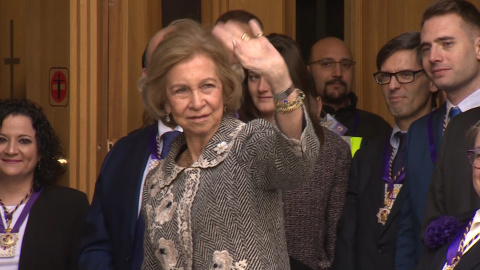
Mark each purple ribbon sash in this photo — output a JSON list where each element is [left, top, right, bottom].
[[446, 221, 470, 266], [382, 141, 406, 192], [149, 129, 160, 160], [0, 187, 43, 233]]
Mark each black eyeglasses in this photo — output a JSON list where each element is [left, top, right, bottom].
[[308, 59, 356, 71], [373, 70, 424, 85], [467, 149, 480, 169]]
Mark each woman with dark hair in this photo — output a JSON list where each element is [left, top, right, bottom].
[[0, 99, 89, 269], [240, 33, 351, 270]]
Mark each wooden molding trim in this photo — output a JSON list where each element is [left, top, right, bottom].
[[69, 0, 101, 199], [201, 0, 229, 26], [284, 0, 296, 39]]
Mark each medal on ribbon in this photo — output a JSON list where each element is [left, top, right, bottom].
[[377, 139, 406, 225], [0, 187, 43, 258]]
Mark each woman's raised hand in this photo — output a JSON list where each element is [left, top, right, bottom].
[[212, 19, 292, 94]]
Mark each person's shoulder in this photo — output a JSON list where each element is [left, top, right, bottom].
[[121, 124, 156, 142], [356, 109, 390, 125], [453, 106, 480, 124], [42, 185, 88, 203], [106, 124, 155, 157], [354, 137, 387, 158], [322, 127, 350, 151], [409, 110, 433, 132]]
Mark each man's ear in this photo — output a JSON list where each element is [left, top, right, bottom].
[[141, 68, 148, 78], [475, 36, 480, 60]]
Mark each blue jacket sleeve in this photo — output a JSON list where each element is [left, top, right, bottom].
[[78, 151, 115, 270], [395, 183, 420, 270]]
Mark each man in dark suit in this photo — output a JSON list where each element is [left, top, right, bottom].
[[418, 0, 480, 258], [333, 31, 437, 270], [397, 1, 480, 268], [78, 25, 183, 270]]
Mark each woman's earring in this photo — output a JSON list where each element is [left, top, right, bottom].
[[166, 113, 171, 123], [224, 106, 227, 112]]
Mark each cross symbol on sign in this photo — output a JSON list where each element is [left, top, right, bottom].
[[50, 69, 68, 105]]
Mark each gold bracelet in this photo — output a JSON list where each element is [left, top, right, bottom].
[[275, 89, 305, 113]]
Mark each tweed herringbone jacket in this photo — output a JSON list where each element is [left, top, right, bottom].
[[141, 113, 319, 270], [283, 128, 351, 270]]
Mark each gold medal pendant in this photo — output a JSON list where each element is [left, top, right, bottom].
[[376, 207, 390, 225], [0, 232, 18, 248], [0, 232, 17, 258]]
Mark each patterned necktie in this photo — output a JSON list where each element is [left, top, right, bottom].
[[160, 131, 181, 160], [449, 106, 462, 120], [392, 132, 406, 178]]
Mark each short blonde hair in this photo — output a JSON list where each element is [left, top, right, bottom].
[[138, 19, 242, 127]]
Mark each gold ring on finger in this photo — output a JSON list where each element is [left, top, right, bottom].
[[241, 32, 251, 41], [255, 33, 263, 38]]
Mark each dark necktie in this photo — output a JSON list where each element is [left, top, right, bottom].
[[160, 130, 181, 159], [449, 106, 462, 120], [392, 132, 406, 179], [131, 130, 181, 270]]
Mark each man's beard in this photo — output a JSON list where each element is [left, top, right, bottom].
[[322, 79, 349, 105]]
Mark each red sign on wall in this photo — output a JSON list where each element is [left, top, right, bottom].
[[49, 68, 69, 106]]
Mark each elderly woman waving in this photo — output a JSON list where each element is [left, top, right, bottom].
[[138, 19, 319, 269]]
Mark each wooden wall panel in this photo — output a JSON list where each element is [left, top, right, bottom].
[[201, 0, 296, 38], [24, 1, 71, 187], [228, 0, 286, 35], [69, 0, 103, 198], [0, 0, 27, 99], [107, 0, 163, 145]]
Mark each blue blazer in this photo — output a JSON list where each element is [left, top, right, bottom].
[[78, 125, 155, 270], [395, 104, 446, 270]]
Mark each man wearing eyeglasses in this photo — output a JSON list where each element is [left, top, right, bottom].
[[308, 37, 392, 144], [394, 1, 480, 270], [333, 31, 437, 270]]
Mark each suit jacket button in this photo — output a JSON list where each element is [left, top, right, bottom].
[[378, 246, 385, 254], [126, 256, 132, 262]]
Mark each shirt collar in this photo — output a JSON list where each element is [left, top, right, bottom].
[[389, 124, 406, 149], [157, 120, 182, 137], [447, 87, 480, 113]]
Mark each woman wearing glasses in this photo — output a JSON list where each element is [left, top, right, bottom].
[[420, 120, 480, 270]]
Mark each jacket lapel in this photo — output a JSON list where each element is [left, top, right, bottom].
[[433, 103, 447, 151], [454, 241, 480, 269]]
